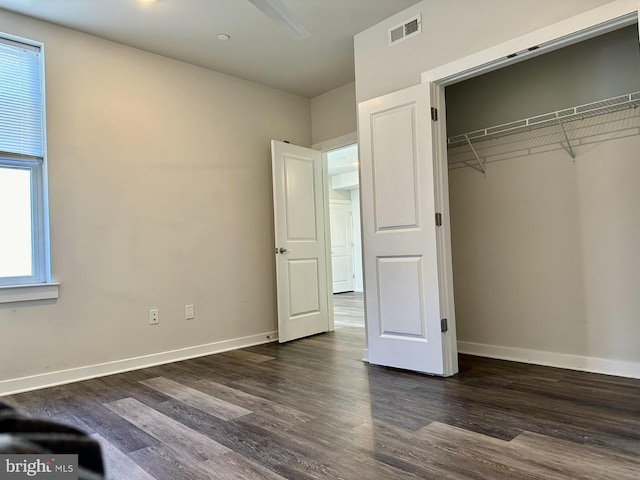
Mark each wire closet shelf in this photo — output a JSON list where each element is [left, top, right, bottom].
[[447, 91, 640, 173]]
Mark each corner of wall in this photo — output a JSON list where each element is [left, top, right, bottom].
[[311, 82, 357, 145]]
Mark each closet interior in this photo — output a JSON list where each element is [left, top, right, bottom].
[[444, 23, 640, 369]]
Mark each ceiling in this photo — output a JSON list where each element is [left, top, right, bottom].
[[0, 0, 420, 98], [327, 144, 358, 177]]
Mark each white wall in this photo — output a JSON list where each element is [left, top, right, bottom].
[[450, 133, 640, 365], [0, 9, 311, 391], [311, 82, 357, 144], [354, 0, 613, 103]]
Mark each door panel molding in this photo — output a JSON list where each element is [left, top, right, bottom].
[[370, 104, 421, 231], [284, 154, 319, 241], [377, 255, 426, 339]]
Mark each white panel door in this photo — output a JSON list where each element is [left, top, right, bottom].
[[358, 83, 453, 375], [330, 200, 354, 293], [271, 141, 329, 343]]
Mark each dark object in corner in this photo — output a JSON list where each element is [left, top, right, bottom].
[[0, 400, 104, 480]]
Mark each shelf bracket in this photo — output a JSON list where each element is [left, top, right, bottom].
[[464, 134, 487, 175], [556, 114, 576, 160]]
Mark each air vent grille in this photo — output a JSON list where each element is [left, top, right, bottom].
[[390, 26, 404, 43], [388, 14, 422, 46], [404, 19, 419, 36]]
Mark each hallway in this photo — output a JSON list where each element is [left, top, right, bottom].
[[333, 292, 364, 329]]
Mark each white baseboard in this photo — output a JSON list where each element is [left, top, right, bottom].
[[0, 331, 279, 397], [458, 341, 640, 379]]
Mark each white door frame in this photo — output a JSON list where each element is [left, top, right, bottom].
[[420, 0, 640, 370]]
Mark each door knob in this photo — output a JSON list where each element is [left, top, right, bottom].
[[279, 247, 289, 254]]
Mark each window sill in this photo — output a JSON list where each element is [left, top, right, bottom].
[[0, 283, 59, 304]]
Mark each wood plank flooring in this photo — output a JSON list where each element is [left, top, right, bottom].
[[333, 292, 365, 328], [4, 298, 640, 479]]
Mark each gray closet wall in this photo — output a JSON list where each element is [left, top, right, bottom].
[[446, 25, 640, 137], [444, 23, 640, 370]]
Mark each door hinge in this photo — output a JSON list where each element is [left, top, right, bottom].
[[441, 318, 448, 333], [431, 107, 438, 121], [435, 212, 442, 226]]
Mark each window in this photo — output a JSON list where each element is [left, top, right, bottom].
[[0, 35, 50, 290]]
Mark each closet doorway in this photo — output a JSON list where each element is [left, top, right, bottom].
[[430, 9, 640, 376]]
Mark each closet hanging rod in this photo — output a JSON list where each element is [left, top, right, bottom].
[[447, 91, 640, 149]]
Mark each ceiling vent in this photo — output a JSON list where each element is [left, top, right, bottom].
[[388, 14, 422, 46]]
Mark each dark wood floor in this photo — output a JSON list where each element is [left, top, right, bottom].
[[333, 292, 365, 328], [4, 304, 640, 479]]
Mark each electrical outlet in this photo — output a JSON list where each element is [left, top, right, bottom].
[[149, 309, 159, 325], [185, 304, 194, 320]]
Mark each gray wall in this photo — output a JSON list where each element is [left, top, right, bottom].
[[446, 25, 640, 136], [329, 188, 351, 201], [0, 9, 311, 389], [311, 82, 357, 145], [354, 0, 612, 103], [450, 133, 640, 365]]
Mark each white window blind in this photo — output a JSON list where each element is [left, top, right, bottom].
[[0, 39, 43, 158]]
